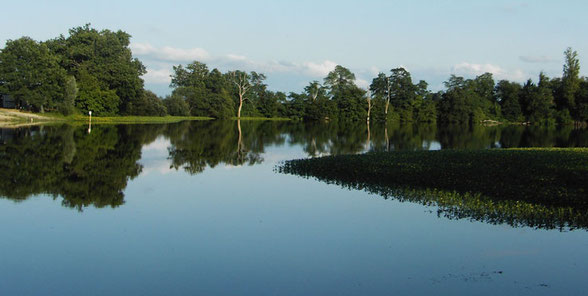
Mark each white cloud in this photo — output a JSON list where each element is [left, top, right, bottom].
[[142, 137, 170, 152], [133, 42, 340, 78], [140, 159, 175, 175], [131, 42, 210, 62], [356, 78, 370, 89], [140, 137, 174, 175], [452, 62, 527, 82], [301, 60, 338, 77], [453, 62, 505, 76], [143, 68, 172, 84], [226, 54, 247, 61], [519, 55, 558, 63]]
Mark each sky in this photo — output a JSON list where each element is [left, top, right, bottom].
[[1, 0, 587, 96]]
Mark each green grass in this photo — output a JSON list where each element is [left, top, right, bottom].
[[40, 113, 213, 124], [279, 148, 588, 230], [232, 117, 292, 121]]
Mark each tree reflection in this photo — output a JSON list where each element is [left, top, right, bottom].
[[1, 121, 587, 211], [0, 124, 164, 210], [165, 120, 286, 174]]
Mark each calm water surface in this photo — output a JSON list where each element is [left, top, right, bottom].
[[1, 121, 587, 295]]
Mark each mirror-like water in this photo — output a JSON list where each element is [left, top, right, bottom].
[[1, 121, 587, 295]]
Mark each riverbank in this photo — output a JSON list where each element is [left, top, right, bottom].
[[0, 109, 290, 127], [0, 108, 55, 127]]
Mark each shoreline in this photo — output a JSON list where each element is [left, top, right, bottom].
[[0, 108, 294, 127]]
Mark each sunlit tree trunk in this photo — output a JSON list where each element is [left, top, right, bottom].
[[366, 90, 372, 123], [237, 94, 244, 118], [385, 78, 391, 120], [231, 72, 251, 118]]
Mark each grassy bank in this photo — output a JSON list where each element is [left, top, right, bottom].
[[0, 108, 57, 127], [279, 148, 588, 230], [233, 117, 292, 121], [0, 109, 214, 125], [0, 109, 296, 125], [57, 114, 213, 124]]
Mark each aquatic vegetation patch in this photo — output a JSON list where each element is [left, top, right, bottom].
[[279, 148, 588, 230]]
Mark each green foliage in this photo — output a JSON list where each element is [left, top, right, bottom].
[[520, 74, 555, 124], [60, 76, 78, 115], [561, 47, 581, 112], [0, 37, 66, 112], [323, 65, 368, 122], [414, 98, 437, 123], [134, 90, 167, 116], [496, 80, 523, 122], [576, 79, 588, 122], [324, 65, 356, 95], [76, 69, 120, 116], [164, 95, 191, 116], [438, 79, 474, 123], [48, 24, 146, 115], [169, 62, 236, 119]]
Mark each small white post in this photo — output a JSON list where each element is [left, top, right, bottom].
[[88, 111, 92, 134]]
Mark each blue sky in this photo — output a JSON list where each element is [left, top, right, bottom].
[[1, 0, 587, 96]]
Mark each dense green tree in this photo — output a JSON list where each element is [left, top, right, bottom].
[[301, 81, 333, 121], [520, 73, 555, 124], [324, 65, 356, 95], [370, 73, 392, 120], [169, 62, 235, 118], [496, 80, 523, 122], [437, 75, 475, 123], [560, 47, 581, 115], [473, 73, 499, 118], [576, 78, 588, 122], [284, 92, 307, 120], [389, 68, 416, 108], [48, 24, 146, 115], [60, 76, 78, 115], [324, 65, 366, 121], [163, 95, 190, 116], [137, 90, 167, 116], [76, 69, 120, 115], [0, 37, 66, 112], [171, 61, 209, 89]]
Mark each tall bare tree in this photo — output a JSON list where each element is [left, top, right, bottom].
[[230, 71, 251, 118]]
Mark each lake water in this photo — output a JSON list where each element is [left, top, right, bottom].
[[1, 121, 587, 295]]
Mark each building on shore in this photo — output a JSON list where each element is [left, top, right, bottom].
[[1, 94, 16, 109]]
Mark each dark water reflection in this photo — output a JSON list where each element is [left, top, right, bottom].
[[1, 121, 587, 211]]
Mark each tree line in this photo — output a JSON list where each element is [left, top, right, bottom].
[[1, 25, 587, 124]]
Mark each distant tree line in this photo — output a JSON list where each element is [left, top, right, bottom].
[[1, 25, 587, 124]]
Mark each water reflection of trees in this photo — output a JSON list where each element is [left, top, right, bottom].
[[1, 121, 587, 211], [165, 120, 287, 174], [0, 124, 165, 210]]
